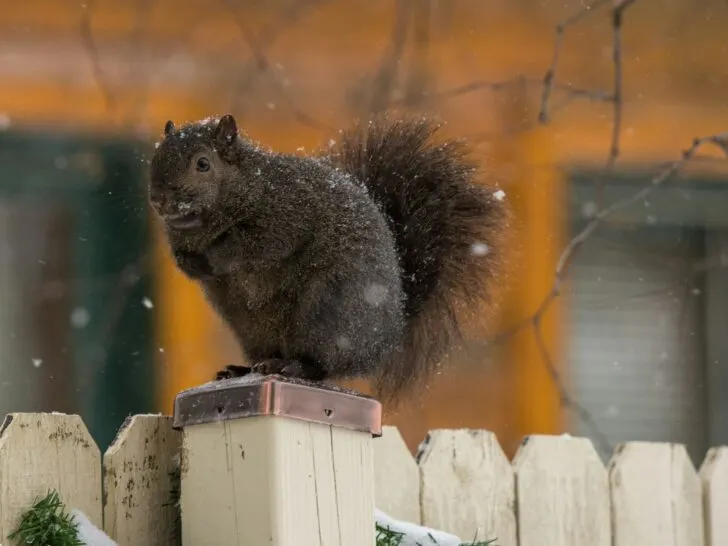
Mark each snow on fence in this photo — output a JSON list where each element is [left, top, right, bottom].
[[0, 412, 727, 546]]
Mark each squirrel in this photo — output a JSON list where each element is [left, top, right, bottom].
[[149, 114, 508, 401]]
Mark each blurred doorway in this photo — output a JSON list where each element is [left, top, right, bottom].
[[0, 129, 154, 450]]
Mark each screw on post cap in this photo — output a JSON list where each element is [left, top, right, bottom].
[[173, 373, 382, 437]]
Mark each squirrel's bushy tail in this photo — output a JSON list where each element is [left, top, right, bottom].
[[327, 117, 509, 401]]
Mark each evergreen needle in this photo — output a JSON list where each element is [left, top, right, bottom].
[[7, 490, 84, 546]]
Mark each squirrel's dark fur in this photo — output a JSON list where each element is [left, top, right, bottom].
[[149, 114, 508, 401]]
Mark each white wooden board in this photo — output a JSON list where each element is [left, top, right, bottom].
[[180, 415, 374, 546], [700, 446, 728, 546], [513, 434, 610, 546], [418, 429, 516, 546], [103, 414, 182, 545], [373, 425, 420, 524], [0, 413, 101, 539], [609, 442, 703, 546]]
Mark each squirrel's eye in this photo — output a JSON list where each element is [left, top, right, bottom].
[[196, 157, 210, 172]]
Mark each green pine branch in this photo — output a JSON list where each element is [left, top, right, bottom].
[[10, 489, 497, 546], [7, 490, 84, 546]]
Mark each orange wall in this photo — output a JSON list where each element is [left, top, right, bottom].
[[3, 0, 728, 457]]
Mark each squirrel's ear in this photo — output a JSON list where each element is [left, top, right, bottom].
[[164, 120, 176, 136], [215, 114, 239, 144]]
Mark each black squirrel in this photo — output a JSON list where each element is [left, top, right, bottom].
[[149, 114, 508, 401]]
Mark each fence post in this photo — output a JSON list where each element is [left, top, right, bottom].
[[173, 374, 381, 546]]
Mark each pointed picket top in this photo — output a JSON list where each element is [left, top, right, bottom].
[[513, 434, 610, 546], [0, 412, 102, 539], [373, 425, 420, 524], [103, 414, 182, 546], [608, 442, 703, 546], [700, 446, 728, 546], [417, 429, 516, 545]]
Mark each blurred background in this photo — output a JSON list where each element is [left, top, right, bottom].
[[1, 0, 727, 465]]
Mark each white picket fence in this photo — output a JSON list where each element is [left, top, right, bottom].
[[0, 412, 726, 545]]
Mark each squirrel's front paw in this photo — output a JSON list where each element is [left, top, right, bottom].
[[174, 250, 215, 280], [205, 233, 238, 276]]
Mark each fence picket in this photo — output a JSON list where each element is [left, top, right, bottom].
[[103, 414, 182, 545], [700, 446, 728, 546], [609, 442, 703, 546], [417, 429, 517, 545], [373, 425, 420, 523], [513, 434, 610, 546], [0, 412, 726, 545], [0, 413, 101, 540]]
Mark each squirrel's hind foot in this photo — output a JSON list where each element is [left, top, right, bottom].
[[213, 360, 327, 382], [252, 358, 327, 381], [213, 364, 252, 380]]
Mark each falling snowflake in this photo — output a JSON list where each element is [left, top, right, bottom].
[[581, 200, 597, 218], [470, 242, 490, 256], [70, 307, 90, 329], [493, 189, 506, 201], [142, 297, 154, 309], [32, 358, 43, 368]]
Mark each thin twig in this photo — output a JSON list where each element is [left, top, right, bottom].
[[79, 1, 115, 110], [368, 0, 413, 115], [595, 0, 638, 206], [221, 0, 330, 129], [552, 134, 728, 288], [397, 77, 613, 108], [400, 0, 432, 106], [221, 0, 328, 130], [532, 314, 613, 454], [124, 0, 155, 126], [539, 0, 611, 123]]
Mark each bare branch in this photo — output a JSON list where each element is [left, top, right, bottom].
[[488, 132, 728, 449], [396, 77, 613, 110], [554, 133, 728, 287], [594, 0, 638, 206], [221, 0, 330, 129], [532, 313, 613, 454], [539, 0, 611, 124], [368, 0, 412, 114], [79, 0, 115, 110]]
